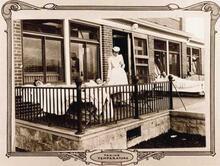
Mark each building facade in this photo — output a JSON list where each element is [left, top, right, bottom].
[[13, 18, 204, 86]]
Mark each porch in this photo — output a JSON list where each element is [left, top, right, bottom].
[[15, 77, 173, 134]]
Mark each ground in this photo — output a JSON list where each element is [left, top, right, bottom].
[[130, 129, 206, 148]]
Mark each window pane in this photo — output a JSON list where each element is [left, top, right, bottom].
[[192, 48, 201, 74], [70, 42, 84, 82], [85, 44, 98, 80], [23, 20, 63, 36], [70, 43, 99, 82], [134, 37, 149, 82], [136, 59, 148, 64], [154, 39, 166, 51], [134, 38, 147, 55], [169, 42, 180, 52], [187, 47, 191, 73], [154, 51, 167, 74], [187, 47, 191, 55], [136, 66, 149, 83], [169, 53, 180, 76], [23, 36, 43, 83], [70, 22, 99, 40], [45, 39, 65, 83]]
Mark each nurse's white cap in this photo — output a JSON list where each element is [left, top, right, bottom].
[[112, 46, 120, 52]]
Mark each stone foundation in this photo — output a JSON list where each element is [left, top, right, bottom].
[[16, 110, 205, 151], [16, 111, 170, 151], [170, 111, 205, 136]]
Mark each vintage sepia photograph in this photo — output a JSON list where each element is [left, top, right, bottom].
[[14, 17, 206, 151], [0, 0, 220, 165]]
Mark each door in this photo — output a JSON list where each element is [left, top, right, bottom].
[[112, 30, 129, 73]]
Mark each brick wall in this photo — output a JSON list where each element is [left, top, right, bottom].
[[181, 42, 188, 78], [13, 20, 23, 86], [148, 35, 155, 81], [102, 25, 113, 81]]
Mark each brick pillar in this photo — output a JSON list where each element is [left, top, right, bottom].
[[13, 20, 23, 86], [102, 25, 113, 81], [181, 42, 188, 78], [148, 35, 155, 81]]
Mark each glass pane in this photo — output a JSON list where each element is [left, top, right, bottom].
[[192, 48, 201, 74], [187, 56, 191, 73], [169, 53, 180, 76], [136, 66, 149, 83], [169, 42, 180, 52], [187, 47, 191, 55], [192, 48, 200, 55], [70, 22, 99, 41], [134, 38, 147, 55], [70, 42, 84, 82], [154, 39, 166, 51], [85, 44, 98, 81], [154, 51, 167, 74], [23, 36, 43, 83], [45, 39, 64, 83], [23, 20, 63, 36], [136, 59, 148, 64]]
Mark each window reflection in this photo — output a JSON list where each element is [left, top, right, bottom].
[[70, 22, 100, 82], [70, 22, 99, 41], [23, 36, 44, 83], [45, 39, 64, 83], [86, 44, 98, 80]]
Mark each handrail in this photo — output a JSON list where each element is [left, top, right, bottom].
[[15, 80, 171, 132]]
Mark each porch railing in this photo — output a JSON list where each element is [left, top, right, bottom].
[[15, 76, 173, 134]]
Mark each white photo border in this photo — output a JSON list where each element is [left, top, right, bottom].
[[2, 0, 219, 165]]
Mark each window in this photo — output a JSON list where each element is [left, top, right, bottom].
[[70, 22, 99, 41], [154, 39, 181, 77], [187, 47, 191, 73], [22, 20, 65, 84], [23, 36, 43, 82], [154, 39, 167, 75], [45, 39, 64, 83], [23, 20, 63, 36], [70, 21, 100, 82], [169, 42, 180, 77], [134, 37, 149, 83], [187, 46, 202, 75], [154, 39, 166, 50], [192, 48, 201, 74], [134, 38, 147, 56]]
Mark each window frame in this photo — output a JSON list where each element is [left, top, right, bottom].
[[153, 38, 168, 74], [187, 45, 202, 75], [132, 33, 150, 83], [21, 20, 65, 84], [69, 20, 101, 82], [168, 41, 181, 77]]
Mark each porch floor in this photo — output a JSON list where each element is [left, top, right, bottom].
[[16, 98, 168, 130]]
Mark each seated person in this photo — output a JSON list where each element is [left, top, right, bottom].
[[82, 78, 114, 119], [33, 79, 43, 86]]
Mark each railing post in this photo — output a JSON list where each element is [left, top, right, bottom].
[[133, 76, 139, 119], [168, 75, 173, 110], [75, 77, 84, 135]]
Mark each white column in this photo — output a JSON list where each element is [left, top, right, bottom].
[[127, 33, 131, 80], [166, 40, 170, 75], [99, 26, 103, 80], [64, 19, 71, 85]]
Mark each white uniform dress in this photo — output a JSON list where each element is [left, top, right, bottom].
[[107, 54, 128, 85]]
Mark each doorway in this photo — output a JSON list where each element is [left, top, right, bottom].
[[112, 30, 129, 73]]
